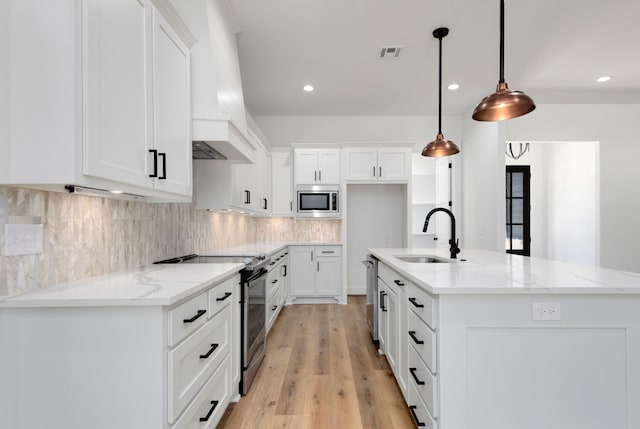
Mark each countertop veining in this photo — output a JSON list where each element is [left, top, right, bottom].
[[369, 248, 640, 295]]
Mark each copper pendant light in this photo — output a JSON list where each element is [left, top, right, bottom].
[[422, 27, 459, 157], [472, 0, 535, 121]]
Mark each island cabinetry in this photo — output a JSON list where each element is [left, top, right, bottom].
[[265, 248, 288, 333], [0, 272, 242, 429], [294, 149, 341, 184], [343, 147, 411, 182], [288, 245, 342, 303], [378, 262, 409, 397]]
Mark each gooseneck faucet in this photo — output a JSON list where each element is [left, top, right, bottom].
[[423, 207, 461, 259]]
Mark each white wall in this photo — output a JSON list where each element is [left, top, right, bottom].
[[0, 0, 9, 176], [507, 142, 598, 265], [346, 184, 406, 294], [505, 104, 640, 271]]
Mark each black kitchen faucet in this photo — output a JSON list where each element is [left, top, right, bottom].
[[423, 207, 461, 259]]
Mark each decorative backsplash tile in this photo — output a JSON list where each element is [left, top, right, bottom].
[[0, 186, 341, 298]]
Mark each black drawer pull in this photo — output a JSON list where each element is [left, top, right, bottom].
[[409, 405, 426, 427], [199, 343, 219, 359], [216, 292, 232, 302], [272, 280, 278, 284], [148, 149, 158, 177], [183, 309, 206, 323], [409, 297, 424, 308], [283, 265, 287, 277], [409, 331, 424, 344], [199, 400, 219, 422], [158, 152, 167, 179], [409, 367, 426, 385], [321, 250, 334, 254], [379, 291, 387, 311], [394, 280, 405, 287], [272, 305, 278, 311]]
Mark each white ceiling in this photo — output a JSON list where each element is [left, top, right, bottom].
[[230, 0, 640, 116]]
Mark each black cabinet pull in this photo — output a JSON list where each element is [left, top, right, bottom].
[[158, 152, 167, 179], [321, 250, 334, 254], [149, 149, 158, 178], [262, 198, 268, 210], [271, 279, 278, 284], [283, 265, 287, 277], [379, 291, 387, 311], [409, 405, 426, 427], [379, 166, 382, 177], [409, 367, 426, 385], [199, 343, 219, 359], [394, 280, 405, 287], [409, 331, 424, 344], [319, 170, 322, 181], [409, 297, 424, 308], [373, 166, 376, 177], [199, 400, 219, 422], [272, 305, 278, 311], [243, 190, 251, 204], [314, 171, 317, 182], [183, 309, 206, 323], [216, 292, 232, 302]]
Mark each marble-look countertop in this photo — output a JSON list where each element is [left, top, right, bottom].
[[0, 263, 244, 308], [201, 241, 342, 257], [369, 248, 640, 295]]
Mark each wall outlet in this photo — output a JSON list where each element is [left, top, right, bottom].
[[532, 302, 561, 321], [3, 224, 44, 256]]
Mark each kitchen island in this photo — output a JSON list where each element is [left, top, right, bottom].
[[368, 248, 640, 429]]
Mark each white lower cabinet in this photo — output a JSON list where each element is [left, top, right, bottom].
[[0, 273, 241, 429], [288, 245, 342, 302], [265, 248, 288, 333]]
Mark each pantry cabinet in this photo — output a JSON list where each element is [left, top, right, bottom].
[[343, 147, 411, 182], [3, 0, 194, 201], [271, 151, 294, 216], [294, 149, 341, 185], [288, 245, 342, 302]]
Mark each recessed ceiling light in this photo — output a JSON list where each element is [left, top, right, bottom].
[[303, 84, 314, 92], [596, 76, 612, 83], [448, 83, 460, 91], [110, 190, 124, 194]]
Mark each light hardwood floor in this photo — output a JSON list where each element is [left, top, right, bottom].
[[218, 296, 415, 428]]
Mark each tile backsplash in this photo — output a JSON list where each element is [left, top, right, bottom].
[[0, 186, 341, 298]]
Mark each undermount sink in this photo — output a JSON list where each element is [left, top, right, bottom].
[[394, 255, 451, 263]]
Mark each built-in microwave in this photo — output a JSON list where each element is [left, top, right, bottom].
[[295, 185, 340, 218]]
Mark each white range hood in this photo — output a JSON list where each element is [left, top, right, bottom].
[[192, 114, 256, 163]]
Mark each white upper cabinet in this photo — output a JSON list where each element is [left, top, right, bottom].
[[294, 149, 340, 185], [3, 0, 194, 201], [271, 151, 294, 216], [344, 147, 411, 182]]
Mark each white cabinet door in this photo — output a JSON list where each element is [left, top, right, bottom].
[[385, 283, 398, 372], [83, 0, 153, 189], [378, 280, 388, 352], [294, 150, 319, 184], [288, 246, 316, 296], [152, 8, 191, 196], [315, 256, 341, 296], [344, 148, 377, 181], [271, 152, 293, 215], [378, 148, 410, 181], [317, 149, 341, 184]]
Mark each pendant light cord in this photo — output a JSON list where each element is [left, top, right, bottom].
[[438, 35, 443, 134], [499, 0, 505, 83]]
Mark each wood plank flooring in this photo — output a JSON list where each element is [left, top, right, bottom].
[[218, 296, 415, 428]]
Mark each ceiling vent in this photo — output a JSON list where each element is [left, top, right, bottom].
[[379, 46, 403, 59]]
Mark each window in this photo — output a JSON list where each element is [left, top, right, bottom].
[[506, 166, 530, 256]]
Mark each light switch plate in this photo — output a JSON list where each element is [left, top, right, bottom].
[[3, 224, 44, 256]]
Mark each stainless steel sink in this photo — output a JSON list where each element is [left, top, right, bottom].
[[394, 255, 451, 263]]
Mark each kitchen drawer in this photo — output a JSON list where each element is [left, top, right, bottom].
[[266, 288, 282, 331], [409, 341, 439, 418], [378, 262, 407, 292], [266, 272, 280, 299], [408, 310, 437, 373], [408, 376, 438, 429], [168, 292, 208, 347], [207, 275, 237, 318], [408, 282, 438, 330], [172, 354, 231, 429], [168, 305, 230, 423], [315, 245, 341, 257]]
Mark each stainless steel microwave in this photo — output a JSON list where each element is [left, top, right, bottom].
[[295, 185, 340, 218]]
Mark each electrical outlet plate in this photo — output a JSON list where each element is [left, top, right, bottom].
[[3, 224, 44, 256], [532, 302, 561, 321]]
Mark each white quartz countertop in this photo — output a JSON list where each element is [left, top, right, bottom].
[[201, 241, 341, 257], [0, 263, 244, 308], [369, 248, 640, 295]]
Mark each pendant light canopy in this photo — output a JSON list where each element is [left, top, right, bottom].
[[422, 27, 459, 157], [472, 0, 535, 122]]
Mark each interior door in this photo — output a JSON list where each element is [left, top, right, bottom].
[[434, 157, 452, 245]]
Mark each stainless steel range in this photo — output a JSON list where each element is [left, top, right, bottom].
[[155, 253, 270, 395]]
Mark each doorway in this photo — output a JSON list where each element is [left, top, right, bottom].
[[506, 165, 530, 256]]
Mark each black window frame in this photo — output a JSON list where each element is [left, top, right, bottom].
[[506, 165, 531, 256]]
